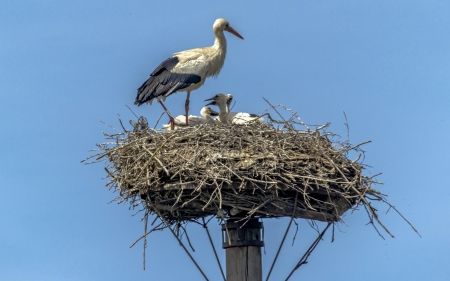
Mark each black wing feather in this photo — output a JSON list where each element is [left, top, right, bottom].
[[135, 57, 201, 106], [150, 57, 179, 76]]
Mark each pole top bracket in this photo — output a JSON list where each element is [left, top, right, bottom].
[[222, 219, 264, 248]]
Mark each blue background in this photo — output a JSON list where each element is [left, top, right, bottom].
[[1, 1, 448, 280]]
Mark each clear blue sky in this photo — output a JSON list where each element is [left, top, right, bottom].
[[1, 1, 449, 280]]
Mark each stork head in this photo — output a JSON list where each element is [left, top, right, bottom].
[[225, 94, 233, 107], [213, 18, 244, 40], [200, 106, 219, 117], [204, 93, 227, 107]]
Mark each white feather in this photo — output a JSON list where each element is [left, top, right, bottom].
[[163, 106, 218, 130], [229, 113, 265, 125], [208, 93, 265, 125]]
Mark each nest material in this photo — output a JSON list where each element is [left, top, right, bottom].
[[92, 115, 384, 226]]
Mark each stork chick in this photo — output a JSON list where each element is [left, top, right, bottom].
[[205, 93, 264, 124], [162, 106, 219, 130]]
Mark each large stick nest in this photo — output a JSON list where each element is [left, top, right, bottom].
[[88, 108, 392, 232]]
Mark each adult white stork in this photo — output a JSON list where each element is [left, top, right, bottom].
[[205, 93, 264, 124], [162, 106, 219, 130], [135, 18, 244, 129]]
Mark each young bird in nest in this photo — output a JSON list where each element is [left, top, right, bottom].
[[205, 93, 265, 124], [162, 106, 219, 130]]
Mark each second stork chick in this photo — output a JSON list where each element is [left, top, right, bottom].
[[162, 106, 219, 130], [205, 93, 264, 124]]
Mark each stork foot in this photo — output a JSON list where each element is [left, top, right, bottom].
[[169, 116, 175, 130], [158, 99, 175, 130]]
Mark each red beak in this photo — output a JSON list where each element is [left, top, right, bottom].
[[227, 26, 244, 40]]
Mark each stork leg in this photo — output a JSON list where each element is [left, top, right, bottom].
[[158, 99, 175, 130], [185, 91, 191, 126]]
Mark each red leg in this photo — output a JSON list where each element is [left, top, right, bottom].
[[169, 116, 175, 130], [185, 91, 190, 126], [158, 99, 175, 130]]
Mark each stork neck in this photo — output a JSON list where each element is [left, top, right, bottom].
[[218, 100, 229, 124], [213, 30, 227, 52]]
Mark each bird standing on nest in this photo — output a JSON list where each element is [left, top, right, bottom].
[[205, 93, 265, 124], [162, 106, 219, 130], [134, 18, 244, 130]]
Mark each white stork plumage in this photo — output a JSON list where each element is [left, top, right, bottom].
[[205, 93, 265, 124], [135, 18, 244, 129], [162, 106, 219, 130], [204, 93, 229, 123]]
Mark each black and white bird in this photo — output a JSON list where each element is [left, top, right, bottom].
[[205, 93, 264, 124], [135, 18, 244, 129], [162, 106, 219, 130]]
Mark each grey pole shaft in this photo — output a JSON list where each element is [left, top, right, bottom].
[[226, 245, 262, 281], [222, 219, 264, 281]]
